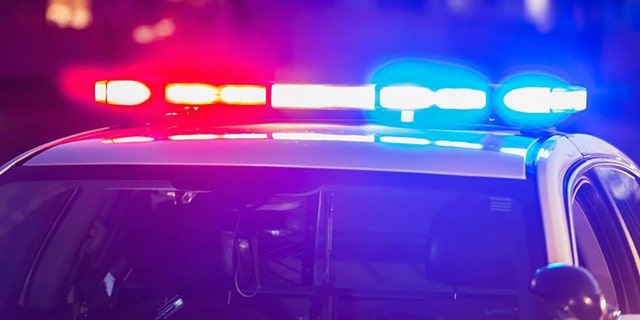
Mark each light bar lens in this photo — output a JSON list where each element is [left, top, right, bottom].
[[166, 83, 218, 105], [380, 86, 486, 111], [272, 84, 375, 110], [219, 85, 266, 105], [435, 88, 486, 110], [380, 86, 434, 110], [503, 86, 587, 113], [95, 80, 151, 106]]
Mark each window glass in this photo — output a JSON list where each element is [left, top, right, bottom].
[[0, 165, 544, 320], [595, 167, 640, 250], [0, 182, 75, 305], [570, 175, 640, 313], [570, 194, 618, 306]]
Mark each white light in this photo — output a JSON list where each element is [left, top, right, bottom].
[[46, 0, 92, 30], [272, 84, 375, 110], [221, 133, 268, 139], [525, 0, 552, 32], [168, 134, 219, 141], [503, 86, 587, 114], [95, 81, 151, 106], [166, 83, 218, 105], [435, 140, 483, 150], [550, 87, 587, 112], [379, 86, 434, 110], [219, 85, 267, 105], [380, 136, 431, 145], [435, 88, 486, 110], [272, 132, 375, 143]]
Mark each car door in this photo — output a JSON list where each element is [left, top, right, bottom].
[[566, 159, 640, 314]]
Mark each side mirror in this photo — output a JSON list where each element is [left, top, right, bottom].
[[530, 264, 620, 320]]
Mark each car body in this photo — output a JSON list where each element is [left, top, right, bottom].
[[1, 77, 639, 320]]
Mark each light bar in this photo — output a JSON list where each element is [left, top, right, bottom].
[[272, 84, 375, 110], [95, 80, 151, 106], [219, 85, 266, 105], [503, 86, 587, 114], [165, 83, 218, 105]]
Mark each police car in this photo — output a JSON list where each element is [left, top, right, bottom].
[[0, 67, 639, 320]]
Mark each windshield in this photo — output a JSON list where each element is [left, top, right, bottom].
[[0, 165, 544, 320]]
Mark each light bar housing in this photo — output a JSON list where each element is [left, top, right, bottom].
[[93, 75, 587, 129]]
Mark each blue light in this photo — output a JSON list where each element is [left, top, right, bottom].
[[546, 262, 568, 269], [495, 72, 587, 129], [503, 86, 587, 113], [435, 88, 487, 110], [379, 86, 487, 111], [368, 59, 492, 126]]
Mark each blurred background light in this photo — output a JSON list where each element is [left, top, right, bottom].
[[133, 18, 176, 44], [524, 0, 553, 32], [46, 0, 92, 29]]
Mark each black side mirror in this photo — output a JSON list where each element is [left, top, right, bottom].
[[530, 264, 620, 320]]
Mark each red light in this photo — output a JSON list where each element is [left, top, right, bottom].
[[165, 83, 218, 105], [95, 80, 151, 106]]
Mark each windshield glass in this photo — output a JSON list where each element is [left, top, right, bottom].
[[0, 165, 544, 320]]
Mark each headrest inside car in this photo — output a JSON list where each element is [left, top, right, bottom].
[[425, 198, 520, 288]]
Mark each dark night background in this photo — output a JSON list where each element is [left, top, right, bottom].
[[0, 0, 639, 164]]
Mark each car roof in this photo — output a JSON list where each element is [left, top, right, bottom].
[[22, 122, 542, 179]]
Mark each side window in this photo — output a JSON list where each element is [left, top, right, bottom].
[[570, 181, 619, 308], [570, 175, 640, 313], [595, 167, 640, 251]]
